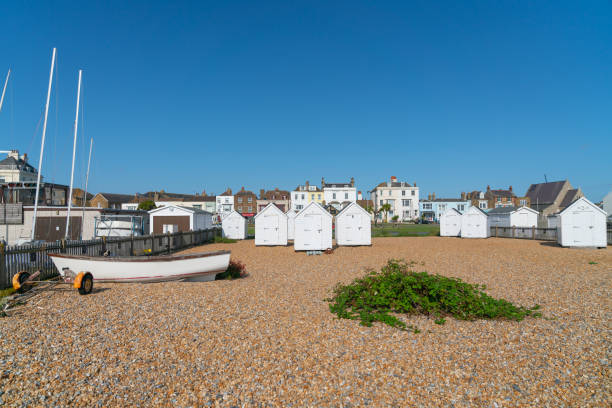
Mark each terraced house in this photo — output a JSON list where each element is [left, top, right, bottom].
[[234, 187, 257, 218], [466, 185, 530, 210], [322, 177, 356, 211], [370, 176, 419, 222], [291, 181, 323, 211], [257, 188, 290, 212]]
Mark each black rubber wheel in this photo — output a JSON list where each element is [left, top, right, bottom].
[[16, 271, 31, 293], [78, 273, 94, 295]]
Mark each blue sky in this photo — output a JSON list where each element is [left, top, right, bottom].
[[1, 1, 610, 200]]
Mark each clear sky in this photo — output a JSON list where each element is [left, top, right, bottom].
[[1, 1, 610, 200]]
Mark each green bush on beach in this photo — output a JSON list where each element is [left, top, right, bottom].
[[327, 259, 541, 331]]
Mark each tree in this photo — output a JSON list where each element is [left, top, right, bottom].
[[381, 203, 391, 223], [392, 215, 399, 224], [138, 200, 156, 211], [366, 205, 381, 226]]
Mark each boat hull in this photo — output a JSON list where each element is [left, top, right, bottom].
[[48, 251, 230, 283]]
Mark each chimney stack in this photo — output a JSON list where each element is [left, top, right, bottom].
[[487, 185, 491, 191], [414, 182, 417, 187], [240, 186, 245, 192], [509, 185, 513, 192], [260, 189, 265, 198], [350, 177, 355, 187], [461, 192, 466, 200], [201, 190, 206, 197], [321, 177, 325, 188], [432, 192, 436, 200], [428, 194, 431, 200], [391, 176, 397, 183]]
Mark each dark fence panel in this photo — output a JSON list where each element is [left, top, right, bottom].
[[0, 228, 220, 289], [490, 226, 557, 241]]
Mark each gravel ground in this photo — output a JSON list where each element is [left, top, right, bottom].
[[1, 237, 610, 407]]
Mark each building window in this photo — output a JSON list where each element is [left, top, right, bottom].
[[411, 190, 415, 196], [519, 199, 527, 206], [311, 194, 315, 200], [479, 202, 487, 209], [380, 200, 383, 206], [301, 194, 305, 200], [422, 203, 432, 210], [344, 193, 348, 199], [402, 199, 411, 206], [193, 205, 201, 209], [458, 204, 465, 211], [238, 206, 242, 212], [248, 197, 252, 203], [333, 193, 336, 199], [237, 197, 243, 203], [248, 206, 252, 212], [402, 190, 406, 196], [388, 190, 392, 196], [317, 194, 321, 200]]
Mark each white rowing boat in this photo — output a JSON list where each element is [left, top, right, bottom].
[[48, 250, 231, 283]]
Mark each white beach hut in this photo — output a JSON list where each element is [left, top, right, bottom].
[[222, 210, 247, 240], [254, 203, 288, 246], [460, 206, 489, 238], [557, 197, 607, 248], [440, 208, 462, 237], [488, 206, 539, 228], [286, 210, 297, 240], [294, 202, 333, 251], [335, 202, 371, 246], [149, 205, 212, 234]]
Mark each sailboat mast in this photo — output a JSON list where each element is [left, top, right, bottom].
[[0, 69, 10, 113], [31, 48, 56, 242], [65, 70, 82, 239], [81, 138, 93, 239]]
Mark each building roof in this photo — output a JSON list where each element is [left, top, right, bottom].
[[96, 193, 134, 204], [295, 185, 322, 192], [525, 180, 567, 205], [421, 198, 467, 203], [235, 187, 256, 196], [487, 206, 519, 215], [260, 188, 290, 200], [373, 181, 415, 189], [559, 189, 580, 209], [356, 199, 373, 209], [323, 182, 352, 188], [0, 156, 37, 173], [488, 189, 514, 198]]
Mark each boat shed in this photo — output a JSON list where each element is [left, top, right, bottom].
[[149, 205, 212, 234], [294, 202, 333, 251], [460, 206, 489, 238], [286, 210, 297, 240], [254, 203, 288, 246], [440, 208, 462, 237], [557, 197, 607, 248], [222, 210, 247, 240], [488, 206, 539, 228], [335, 202, 371, 246]]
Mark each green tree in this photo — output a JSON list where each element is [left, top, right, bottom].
[[366, 205, 380, 226], [381, 203, 391, 223], [138, 200, 156, 211]]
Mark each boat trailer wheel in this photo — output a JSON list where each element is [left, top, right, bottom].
[[75, 272, 94, 295], [12, 271, 32, 293]]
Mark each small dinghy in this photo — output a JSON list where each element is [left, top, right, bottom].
[[49, 250, 231, 284]]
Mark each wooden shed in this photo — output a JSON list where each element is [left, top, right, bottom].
[[254, 203, 288, 246], [286, 210, 297, 241], [488, 206, 539, 228], [294, 202, 333, 251], [460, 206, 489, 238], [222, 210, 247, 240], [440, 208, 462, 237], [149, 205, 212, 234], [335, 202, 371, 246], [557, 197, 607, 248]]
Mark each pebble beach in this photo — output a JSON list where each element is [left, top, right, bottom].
[[1, 237, 610, 407]]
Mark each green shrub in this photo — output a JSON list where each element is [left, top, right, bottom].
[[214, 236, 237, 244], [215, 259, 247, 280], [327, 259, 541, 331]]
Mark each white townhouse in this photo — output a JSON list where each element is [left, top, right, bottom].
[[371, 176, 419, 222], [291, 181, 322, 212], [321, 177, 357, 211], [216, 188, 234, 218]]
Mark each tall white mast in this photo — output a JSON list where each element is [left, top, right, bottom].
[[31, 48, 56, 242], [0, 69, 10, 113], [81, 138, 93, 239], [65, 70, 82, 239]]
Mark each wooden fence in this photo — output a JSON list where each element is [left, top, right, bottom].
[[491, 226, 612, 245], [0, 228, 220, 289]]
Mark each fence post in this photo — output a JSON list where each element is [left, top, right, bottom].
[[494, 226, 498, 237], [60, 239, 67, 254], [102, 236, 107, 255], [511, 226, 515, 238], [0, 242, 6, 290], [532, 227, 535, 240]]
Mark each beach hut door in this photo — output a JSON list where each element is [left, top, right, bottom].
[[263, 214, 279, 243], [304, 214, 322, 247], [572, 210, 593, 244]]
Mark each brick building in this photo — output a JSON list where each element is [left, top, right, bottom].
[[234, 187, 258, 218], [257, 188, 290, 212]]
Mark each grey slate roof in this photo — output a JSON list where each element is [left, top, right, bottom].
[[99, 193, 134, 203], [487, 206, 518, 215], [525, 181, 566, 205], [0, 156, 37, 172], [559, 189, 580, 209]]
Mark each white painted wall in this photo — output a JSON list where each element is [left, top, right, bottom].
[[323, 186, 356, 209], [254, 204, 288, 246], [461, 207, 489, 238], [440, 209, 461, 237], [222, 211, 247, 239], [371, 182, 419, 221], [336, 202, 371, 246], [286, 210, 297, 240], [294, 202, 333, 251], [489, 207, 538, 228], [558, 197, 607, 248]]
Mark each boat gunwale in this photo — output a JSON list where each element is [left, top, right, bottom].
[[48, 250, 231, 263]]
